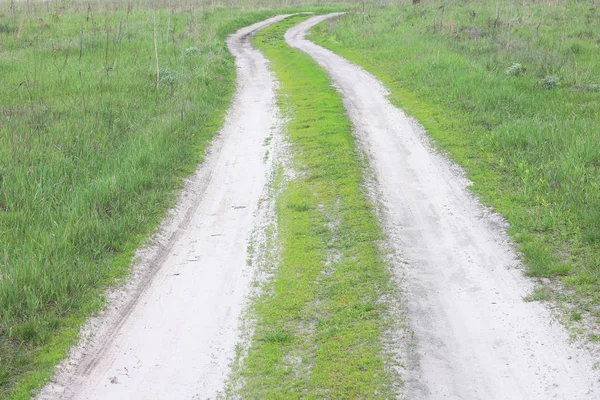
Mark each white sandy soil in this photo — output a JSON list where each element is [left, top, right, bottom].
[[286, 13, 600, 400]]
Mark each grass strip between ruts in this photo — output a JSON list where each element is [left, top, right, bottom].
[[227, 14, 397, 399]]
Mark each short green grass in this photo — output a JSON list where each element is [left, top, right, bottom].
[[0, 3, 296, 398], [225, 14, 397, 398], [311, 1, 600, 329]]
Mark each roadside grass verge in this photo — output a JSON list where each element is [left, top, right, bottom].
[[0, 4, 299, 398], [311, 2, 600, 334], [225, 14, 397, 398]]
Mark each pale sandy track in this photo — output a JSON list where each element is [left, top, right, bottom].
[[37, 15, 288, 400], [286, 14, 600, 400]]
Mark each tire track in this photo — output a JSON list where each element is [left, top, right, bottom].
[[38, 14, 288, 400], [286, 13, 599, 400]]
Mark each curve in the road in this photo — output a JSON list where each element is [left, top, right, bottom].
[[38, 14, 289, 400], [286, 13, 599, 400]]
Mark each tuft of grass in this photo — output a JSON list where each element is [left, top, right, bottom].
[[524, 286, 552, 302], [311, 0, 600, 326], [225, 14, 396, 399], [539, 75, 560, 89], [262, 329, 295, 345], [505, 63, 525, 77]]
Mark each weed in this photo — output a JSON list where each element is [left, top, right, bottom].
[[570, 311, 582, 321], [524, 286, 552, 302], [159, 68, 177, 85], [0, 21, 14, 33], [551, 263, 572, 277], [540, 75, 560, 89], [262, 329, 294, 344], [505, 63, 524, 76], [585, 83, 599, 92]]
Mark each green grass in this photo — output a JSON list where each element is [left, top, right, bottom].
[[0, 4, 305, 398], [311, 1, 600, 327], [11, 0, 598, 396], [225, 14, 397, 398]]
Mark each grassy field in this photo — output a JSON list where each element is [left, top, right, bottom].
[[311, 0, 600, 333], [3, 0, 598, 397], [0, 2, 302, 397], [223, 14, 398, 398]]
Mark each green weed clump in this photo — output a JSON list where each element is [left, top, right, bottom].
[[227, 15, 396, 399], [0, 3, 282, 397], [311, 0, 600, 318], [505, 63, 524, 77], [539, 75, 560, 89]]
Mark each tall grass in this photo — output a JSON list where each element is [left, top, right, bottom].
[[312, 0, 600, 322]]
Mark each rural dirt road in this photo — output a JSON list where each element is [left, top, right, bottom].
[[37, 13, 600, 400], [38, 15, 288, 400], [287, 13, 599, 400]]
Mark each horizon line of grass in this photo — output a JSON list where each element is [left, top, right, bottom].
[[224, 14, 399, 398]]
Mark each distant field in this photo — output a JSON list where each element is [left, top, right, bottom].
[[312, 0, 600, 333]]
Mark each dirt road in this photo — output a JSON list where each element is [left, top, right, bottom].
[[286, 14, 599, 400], [37, 13, 599, 400], [38, 15, 288, 400]]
